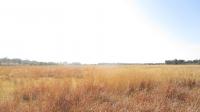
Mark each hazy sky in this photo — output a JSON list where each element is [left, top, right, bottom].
[[0, 0, 199, 63], [136, 0, 200, 43]]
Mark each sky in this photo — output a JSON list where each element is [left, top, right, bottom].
[[0, 0, 199, 64], [136, 0, 200, 43]]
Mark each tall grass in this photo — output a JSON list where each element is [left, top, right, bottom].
[[0, 65, 200, 112]]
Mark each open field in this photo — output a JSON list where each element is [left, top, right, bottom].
[[0, 65, 200, 112]]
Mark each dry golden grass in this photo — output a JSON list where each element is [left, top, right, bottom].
[[0, 65, 200, 112]]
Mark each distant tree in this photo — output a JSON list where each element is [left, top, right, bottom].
[[0, 58, 59, 66], [165, 59, 200, 65]]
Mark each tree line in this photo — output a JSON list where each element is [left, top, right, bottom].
[[0, 58, 58, 66], [1, 57, 199, 65], [165, 59, 200, 65]]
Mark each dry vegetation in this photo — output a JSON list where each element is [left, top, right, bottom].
[[0, 65, 200, 112]]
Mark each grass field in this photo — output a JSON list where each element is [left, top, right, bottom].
[[0, 65, 200, 112]]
